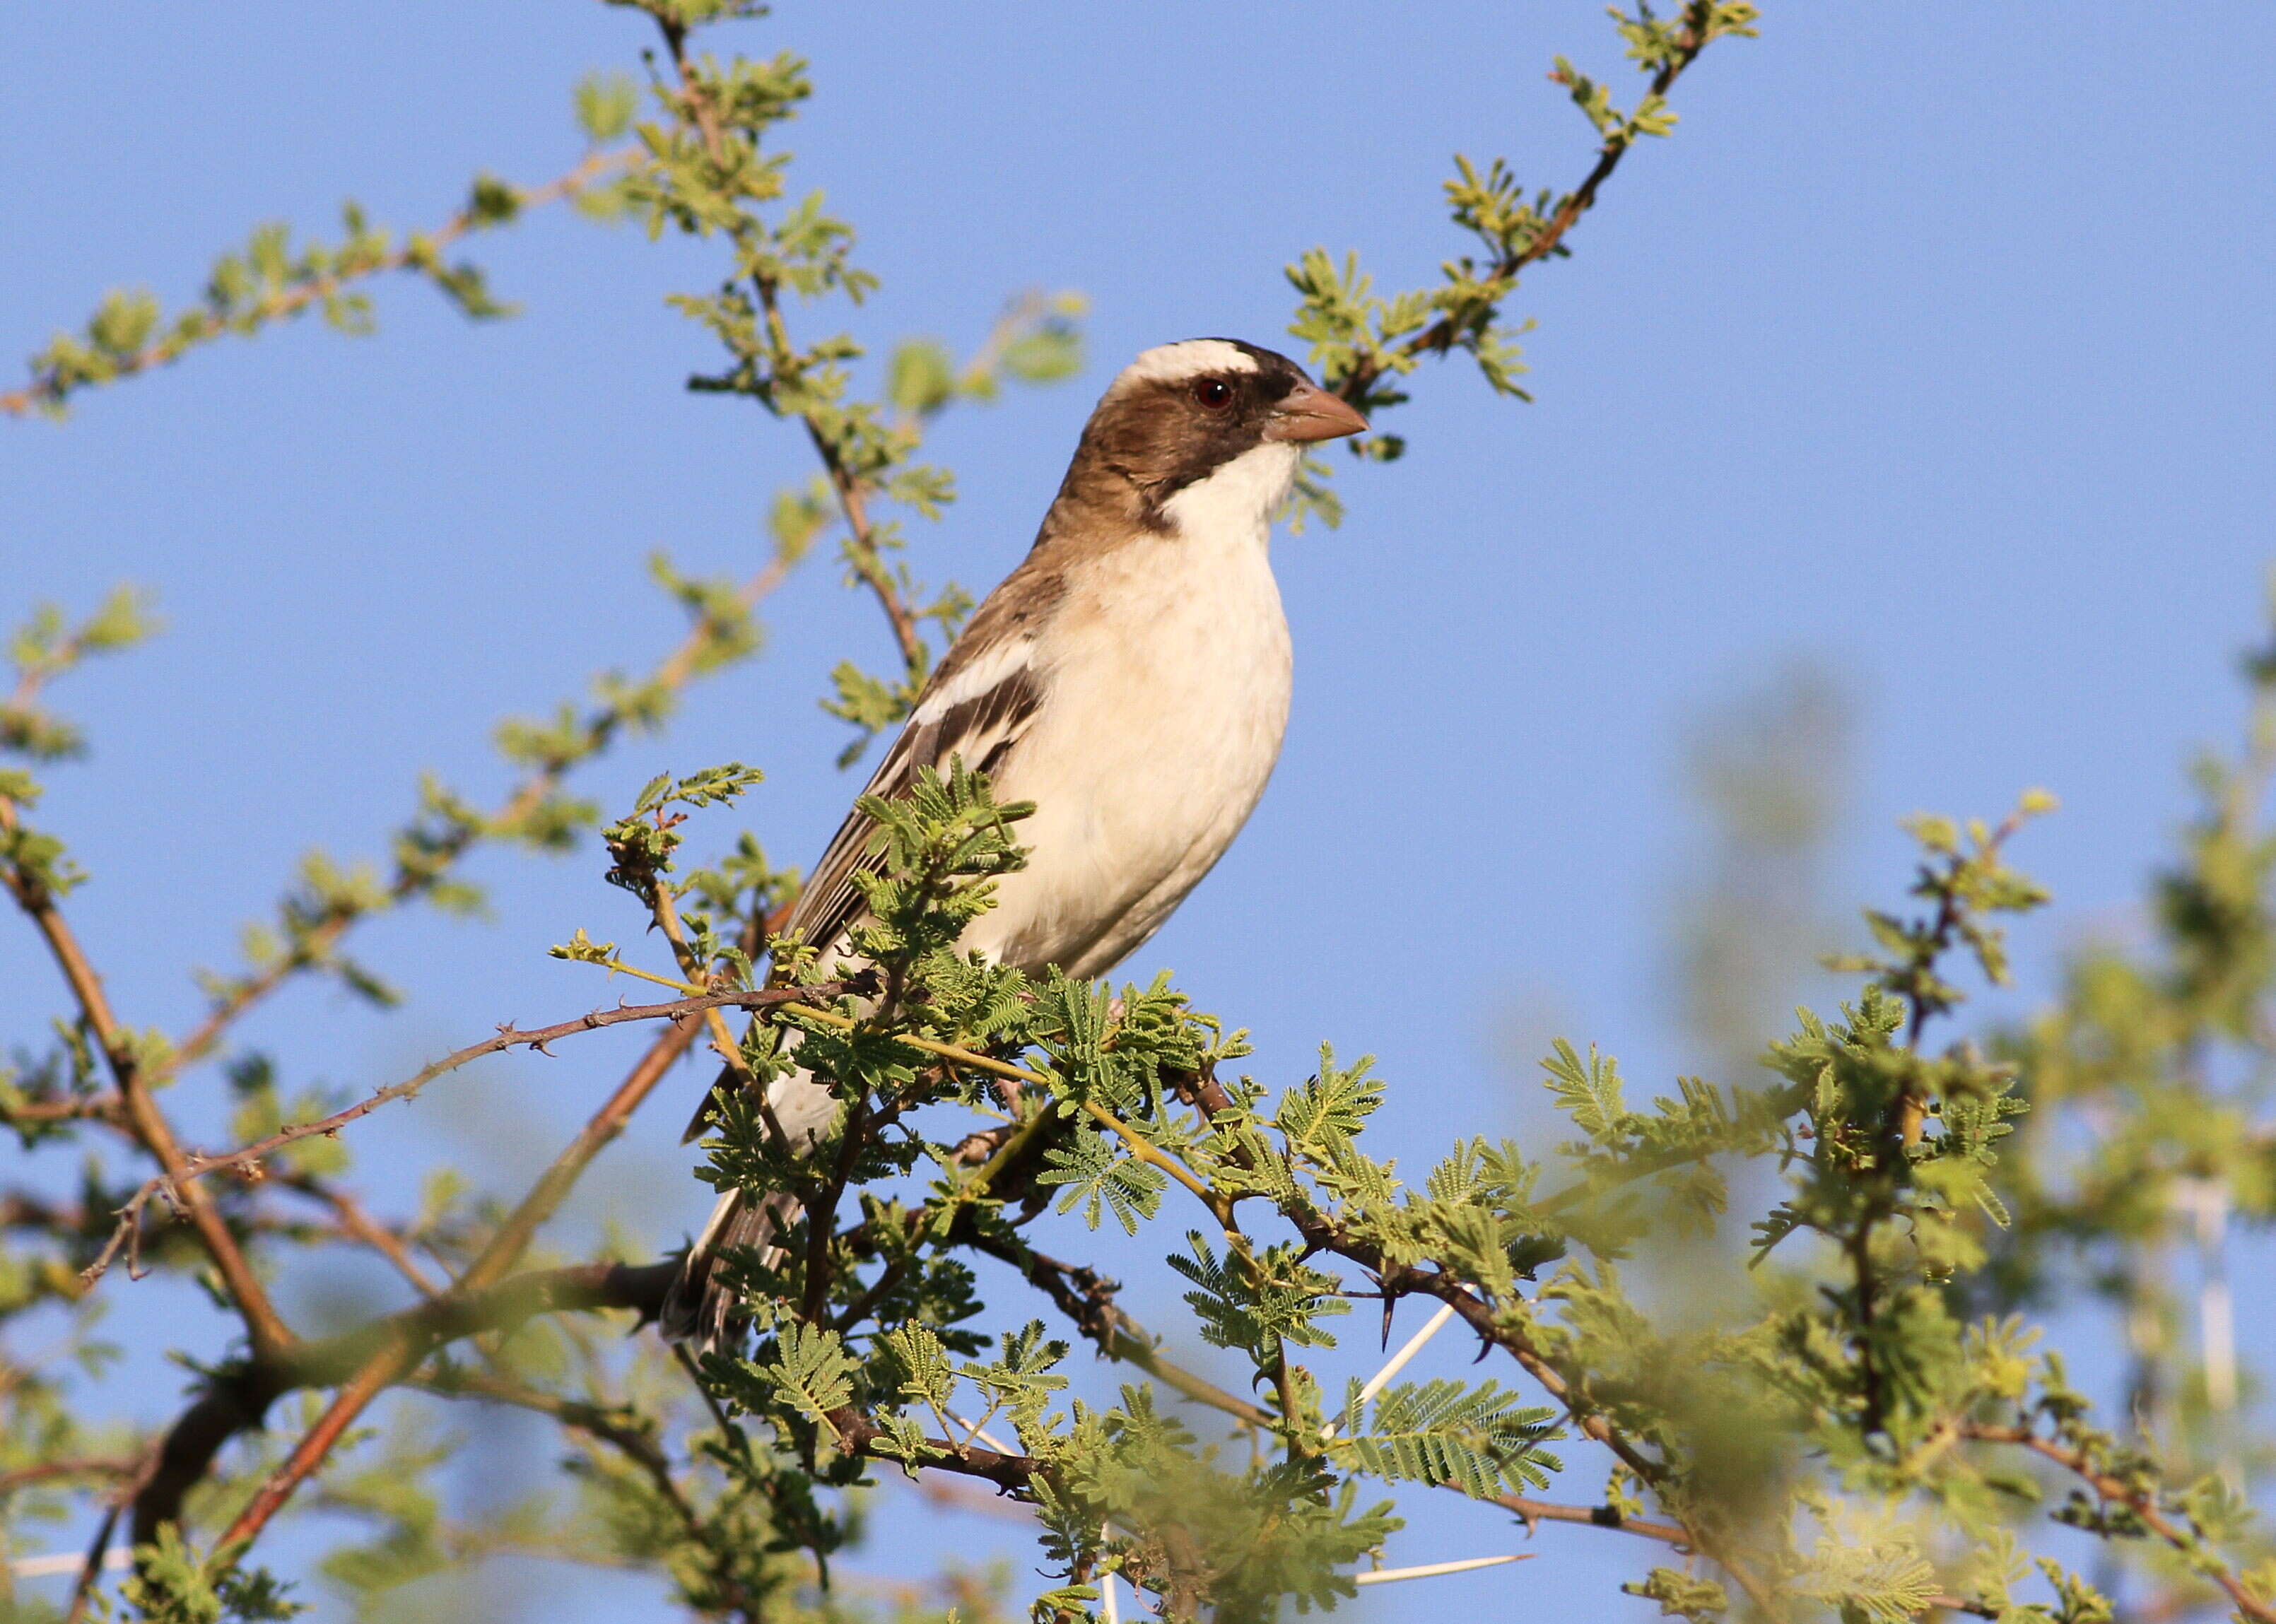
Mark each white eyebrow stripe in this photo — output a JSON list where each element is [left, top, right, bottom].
[[1116, 339, 1258, 387]]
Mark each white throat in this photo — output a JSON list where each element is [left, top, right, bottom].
[[1157, 442, 1300, 546]]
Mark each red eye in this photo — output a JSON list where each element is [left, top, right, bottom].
[[1193, 378, 1233, 410]]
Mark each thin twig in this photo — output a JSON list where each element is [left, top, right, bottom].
[[1495, 1494, 1688, 1547], [1, 148, 635, 418], [1, 796, 294, 1360], [61, 1498, 120, 1624], [1168, 1066, 1779, 1613], [651, 18, 929, 684], [966, 1235, 1270, 1428], [135, 911, 773, 1548], [1961, 1423, 2276, 1624], [205, 977, 726, 1553], [134, 1259, 681, 1549], [773, 996, 1224, 1216], [1335, 0, 1735, 408], [86, 985, 845, 1290]]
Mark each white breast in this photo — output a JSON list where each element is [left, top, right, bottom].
[[965, 442, 1299, 977]]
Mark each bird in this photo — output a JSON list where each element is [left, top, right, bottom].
[[662, 337, 1368, 1348]]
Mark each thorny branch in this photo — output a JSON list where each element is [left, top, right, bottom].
[[83, 984, 857, 1290], [1165, 1064, 1782, 1614], [1, 794, 295, 1363]]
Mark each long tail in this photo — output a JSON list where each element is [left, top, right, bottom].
[[661, 1183, 799, 1353], [664, 1023, 840, 1352]]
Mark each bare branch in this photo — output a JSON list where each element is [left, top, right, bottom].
[[85, 984, 850, 1290]]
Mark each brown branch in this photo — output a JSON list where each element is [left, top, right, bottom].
[[1495, 1494, 1688, 1547], [1, 796, 294, 1362], [204, 984, 718, 1554], [133, 1259, 679, 1549], [968, 1234, 1272, 1428], [64, 1497, 124, 1624], [1961, 1423, 2276, 1624], [1, 148, 633, 419], [650, 14, 929, 687], [85, 985, 843, 1290], [0, 1458, 139, 1496], [790, 383, 926, 676], [1166, 1064, 1780, 1615], [0, 1093, 122, 1130], [826, 1406, 1039, 1495]]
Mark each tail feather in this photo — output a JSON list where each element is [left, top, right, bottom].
[[667, 1030, 836, 1353], [661, 1185, 797, 1354]]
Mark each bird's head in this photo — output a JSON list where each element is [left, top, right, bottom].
[[1073, 339, 1368, 534]]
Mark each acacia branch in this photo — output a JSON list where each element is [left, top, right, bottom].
[[204, 971, 732, 1553], [1961, 1423, 2276, 1624], [0, 1093, 122, 1130], [146, 903, 778, 1552], [1337, 0, 1740, 408], [165, 550, 798, 1083], [1, 148, 635, 418], [1, 796, 294, 1362], [1495, 1494, 1689, 1546], [967, 1234, 1272, 1429], [1165, 1065, 1779, 1614], [650, 16, 928, 685], [132, 1260, 680, 1548], [824, 1406, 1040, 1495], [86, 985, 847, 1290]]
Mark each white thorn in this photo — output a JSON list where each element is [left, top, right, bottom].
[[946, 1407, 1016, 1457], [1320, 1299, 1460, 1440], [1352, 1553, 1531, 1586], [10, 1549, 131, 1579], [1102, 1567, 1122, 1623]]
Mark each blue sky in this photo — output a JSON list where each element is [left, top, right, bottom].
[[4, 4, 2273, 1619]]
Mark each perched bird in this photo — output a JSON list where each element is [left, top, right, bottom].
[[662, 338, 1367, 1348]]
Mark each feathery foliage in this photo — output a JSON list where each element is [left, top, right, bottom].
[[11, 6, 2267, 1624]]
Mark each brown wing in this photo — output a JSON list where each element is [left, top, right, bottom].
[[678, 636, 1048, 1143], [783, 653, 1045, 963]]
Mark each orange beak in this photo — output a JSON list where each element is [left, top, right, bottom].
[[1261, 380, 1369, 443]]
